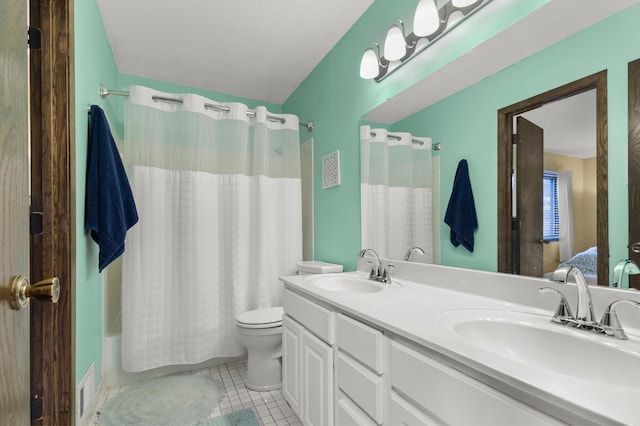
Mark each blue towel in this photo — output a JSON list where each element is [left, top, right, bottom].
[[85, 105, 138, 272], [444, 159, 478, 252]]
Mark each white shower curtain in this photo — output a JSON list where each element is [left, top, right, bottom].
[[121, 86, 302, 372], [360, 125, 434, 262]]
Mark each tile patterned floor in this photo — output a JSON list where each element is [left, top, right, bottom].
[[89, 359, 301, 426]]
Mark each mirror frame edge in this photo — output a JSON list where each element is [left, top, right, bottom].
[[628, 58, 640, 288], [497, 70, 609, 285]]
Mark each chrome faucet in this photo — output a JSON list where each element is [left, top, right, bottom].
[[549, 266, 597, 325], [611, 259, 640, 288], [538, 287, 574, 324], [359, 248, 394, 284], [542, 266, 640, 339], [404, 246, 425, 261]]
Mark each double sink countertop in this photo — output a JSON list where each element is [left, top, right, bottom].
[[281, 262, 640, 425]]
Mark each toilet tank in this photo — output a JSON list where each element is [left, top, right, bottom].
[[296, 261, 343, 275], [273, 261, 342, 306]]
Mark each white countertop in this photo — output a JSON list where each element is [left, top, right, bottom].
[[281, 264, 640, 425]]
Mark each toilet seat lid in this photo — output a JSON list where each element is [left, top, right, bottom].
[[237, 307, 284, 328]]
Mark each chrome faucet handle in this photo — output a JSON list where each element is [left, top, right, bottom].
[[600, 299, 640, 340], [382, 264, 395, 284], [365, 260, 377, 279], [539, 287, 575, 324]]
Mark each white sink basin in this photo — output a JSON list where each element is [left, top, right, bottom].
[[436, 309, 640, 388], [305, 275, 384, 293]]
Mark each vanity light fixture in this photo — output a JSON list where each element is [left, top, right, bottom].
[[361, 0, 491, 81]]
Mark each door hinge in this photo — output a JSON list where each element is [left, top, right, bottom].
[[28, 26, 41, 49], [31, 394, 43, 421], [30, 212, 43, 235], [512, 218, 520, 230], [512, 134, 520, 144]]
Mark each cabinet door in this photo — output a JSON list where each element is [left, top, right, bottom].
[[283, 315, 303, 418], [302, 329, 334, 426]]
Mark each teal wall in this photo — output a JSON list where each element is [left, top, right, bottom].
[[283, 0, 551, 270], [74, 0, 120, 387]]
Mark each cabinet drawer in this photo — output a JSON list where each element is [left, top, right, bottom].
[[336, 352, 384, 424], [336, 391, 377, 426], [283, 289, 334, 344], [390, 340, 561, 425], [390, 392, 440, 426], [336, 313, 384, 374]]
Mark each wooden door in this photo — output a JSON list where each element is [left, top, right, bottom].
[[516, 116, 545, 277], [28, 0, 74, 423], [0, 0, 31, 423], [629, 58, 640, 289]]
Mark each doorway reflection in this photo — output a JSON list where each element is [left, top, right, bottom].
[[511, 90, 597, 281]]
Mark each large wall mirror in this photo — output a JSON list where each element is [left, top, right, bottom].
[[361, 72, 611, 285], [359, 3, 640, 290]]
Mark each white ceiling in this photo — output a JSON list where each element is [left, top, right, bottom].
[[96, 0, 374, 105]]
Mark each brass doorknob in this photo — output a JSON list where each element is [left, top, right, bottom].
[[10, 276, 60, 310]]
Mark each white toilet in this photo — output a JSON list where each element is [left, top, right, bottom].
[[236, 306, 285, 391], [236, 261, 343, 391]]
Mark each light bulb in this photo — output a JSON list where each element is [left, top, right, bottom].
[[413, 0, 440, 37], [360, 48, 380, 79], [384, 24, 406, 61]]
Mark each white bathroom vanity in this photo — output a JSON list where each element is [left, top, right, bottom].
[[280, 260, 640, 425]]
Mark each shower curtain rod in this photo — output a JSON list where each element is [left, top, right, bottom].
[[99, 84, 314, 132], [370, 131, 441, 151]]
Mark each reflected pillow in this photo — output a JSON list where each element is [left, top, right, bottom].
[[558, 246, 597, 275]]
